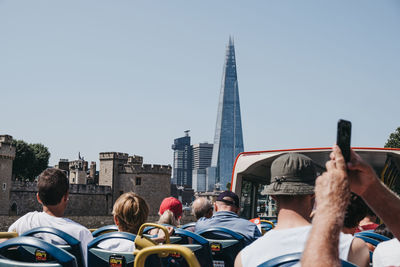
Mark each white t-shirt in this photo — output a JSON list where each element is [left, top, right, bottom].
[[240, 225, 354, 267], [8, 211, 93, 267], [97, 239, 135, 252], [373, 238, 400, 267]]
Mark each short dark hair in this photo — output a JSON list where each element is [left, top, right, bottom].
[[374, 223, 393, 239], [344, 193, 368, 229], [38, 168, 69, 206]]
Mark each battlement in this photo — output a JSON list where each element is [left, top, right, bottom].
[[120, 163, 172, 174], [128, 155, 143, 165], [0, 135, 13, 144], [0, 135, 16, 160], [11, 180, 112, 195], [99, 152, 129, 161]]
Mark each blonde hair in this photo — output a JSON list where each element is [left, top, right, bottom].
[[158, 209, 179, 227], [112, 192, 149, 234]]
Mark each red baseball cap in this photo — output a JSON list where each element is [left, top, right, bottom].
[[159, 197, 182, 218]]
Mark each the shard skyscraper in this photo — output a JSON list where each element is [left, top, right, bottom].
[[208, 37, 244, 190]]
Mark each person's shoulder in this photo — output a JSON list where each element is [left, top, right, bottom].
[[376, 238, 400, 250], [8, 211, 39, 232]]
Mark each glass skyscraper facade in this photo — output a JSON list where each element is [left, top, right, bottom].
[[210, 37, 244, 190], [171, 131, 192, 187]]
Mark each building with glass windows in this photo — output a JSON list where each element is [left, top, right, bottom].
[[192, 142, 213, 192], [209, 37, 244, 191], [171, 130, 192, 187]]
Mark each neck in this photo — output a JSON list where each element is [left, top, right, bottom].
[[42, 205, 64, 218], [275, 207, 312, 230]]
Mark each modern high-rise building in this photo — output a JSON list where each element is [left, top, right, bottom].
[[192, 143, 213, 192], [171, 130, 192, 187], [209, 37, 244, 190]]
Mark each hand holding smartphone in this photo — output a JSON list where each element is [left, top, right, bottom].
[[336, 119, 352, 163]]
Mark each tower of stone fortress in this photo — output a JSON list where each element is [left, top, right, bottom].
[[99, 152, 172, 216], [0, 135, 16, 215]]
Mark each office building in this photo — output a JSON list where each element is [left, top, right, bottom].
[[171, 130, 192, 187]]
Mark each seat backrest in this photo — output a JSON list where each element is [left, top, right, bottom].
[[196, 227, 245, 267], [0, 236, 77, 267], [167, 228, 213, 267], [87, 232, 136, 267], [180, 223, 196, 230], [91, 225, 118, 237], [21, 227, 84, 267], [134, 245, 200, 267], [257, 252, 358, 267], [355, 231, 390, 242]]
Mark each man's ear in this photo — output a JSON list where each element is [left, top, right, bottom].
[[36, 193, 43, 205], [113, 215, 119, 226], [63, 191, 69, 202], [214, 202, 219, 212]]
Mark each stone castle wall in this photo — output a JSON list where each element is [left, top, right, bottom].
[[9, 181, 112, 216]]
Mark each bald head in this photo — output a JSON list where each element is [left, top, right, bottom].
[[192, 197, 213, 220]]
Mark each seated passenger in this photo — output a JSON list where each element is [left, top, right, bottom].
[[343, 193, 368, 235], [8, 168, 93, 267], [236, 153, 369, 267], [184, 197, 213, 232], [195, 191, 261, 246], [97, 192, 148, 252], [192, 197, 213, 220], [149, 197, 182, 236], [357, 207, 379, 232]]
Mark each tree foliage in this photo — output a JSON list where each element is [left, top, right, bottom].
[[12, 140, 51, 181], [384, 127, 400, 148]]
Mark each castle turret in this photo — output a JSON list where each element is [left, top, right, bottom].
[[0, 135, 16, 215]]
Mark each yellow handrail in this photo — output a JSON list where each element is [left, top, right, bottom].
[[134, 245, 201, 267], [0, 232, 18, 239], [260, 220, 275, 228], [135, 223, 170, 252]]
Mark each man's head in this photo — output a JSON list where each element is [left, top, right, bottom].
[[37, 168, 69, 206], [263, 153, 317, 216], [343, 193, 368, 234], [215, 191, 240, 214], [192, 197, 213, 220]]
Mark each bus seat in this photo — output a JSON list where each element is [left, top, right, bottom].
[[172, 228, 213, 267], [91, 225, 118, 237], [256, 252, 357, 267], [134, 245, 200, 267], [180, 222, 196, 230], [20, 227, 84, 267], [0, 236, 77, 267], [355, 231, 390, 242], [196, 227, 245, 267], [87, 232, 136, 267]]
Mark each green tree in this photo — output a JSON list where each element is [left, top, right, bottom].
[[31, 143, 51, 177], [12, 140, 50, 181], [384, 127, 400, 148]]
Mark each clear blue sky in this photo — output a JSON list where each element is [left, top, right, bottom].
[[1, 0, 399, 166]]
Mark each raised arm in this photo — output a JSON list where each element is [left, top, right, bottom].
[[347, 149, 400, 239], [301, 146, 350, 267]]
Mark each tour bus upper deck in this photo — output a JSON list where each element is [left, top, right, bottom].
[[231, 147, 400, 220]]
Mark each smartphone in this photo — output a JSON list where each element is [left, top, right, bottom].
[[336, 119, 352, 162]]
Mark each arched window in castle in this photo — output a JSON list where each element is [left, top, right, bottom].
[[2, 183, 6, 191], [10, 203, 17, 216], [136, 177, 141, 186]]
